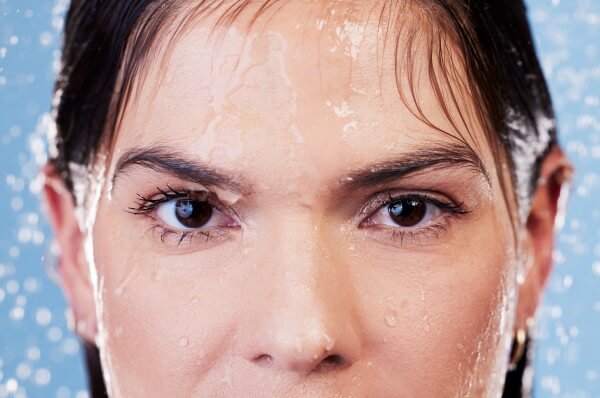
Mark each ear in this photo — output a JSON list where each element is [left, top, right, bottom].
[[42, 163, 97, 343], [515, 146, 572, 328]]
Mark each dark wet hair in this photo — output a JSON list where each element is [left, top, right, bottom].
[[52, 0, 556, 396]]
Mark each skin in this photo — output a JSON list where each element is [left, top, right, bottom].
[[43, 2, 571, 397]]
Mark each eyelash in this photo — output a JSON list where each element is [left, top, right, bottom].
[[126, 186, 470, 248], [359, 191, 470, 246], [126, 185, 233, 248]]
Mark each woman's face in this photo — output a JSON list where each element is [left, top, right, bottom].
[[75, 4, 524, 397]]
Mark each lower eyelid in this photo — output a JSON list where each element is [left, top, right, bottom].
[[363, 215, 457, 247], [146, 224, 232, 249], [135, 210, 237, 249]]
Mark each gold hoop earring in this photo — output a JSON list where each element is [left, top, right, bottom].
[[508, 327, 527, 371], [509, 317, 534, 371]]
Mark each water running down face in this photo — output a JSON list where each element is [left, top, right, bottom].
[[44, 1, 569, 396]]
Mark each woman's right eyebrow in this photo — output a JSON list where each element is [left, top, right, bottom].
[[111, 145, 251, 194]]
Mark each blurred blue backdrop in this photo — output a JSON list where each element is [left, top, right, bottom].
[[0, 0, 598, 397]]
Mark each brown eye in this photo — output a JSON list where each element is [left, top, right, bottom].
[[156, 199, 217, 230], [388, 199, 427, 227], [174, 200, 213, 228]]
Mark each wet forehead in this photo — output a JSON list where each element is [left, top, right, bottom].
[[112, 0, 489, 189]]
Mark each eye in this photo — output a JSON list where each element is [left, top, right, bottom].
[[155, 199, 233, 231], [366, 197, 443, 228]]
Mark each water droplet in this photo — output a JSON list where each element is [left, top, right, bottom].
[[323, 334, 335, 351], [35, 307, 52, 326], [27, 346, 40, 361], [516, 271, 525, 284], [385, 314, 397, 327], [6, 378, 18, 393], [16, 362, 31, 379], [34, 368, 51, 385]]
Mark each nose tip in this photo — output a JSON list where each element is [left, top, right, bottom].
[[243, 219, 362, 376], [251, 328, 360, 374]]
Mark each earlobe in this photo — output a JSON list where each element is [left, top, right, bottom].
[[42, 163, 98, 343], [515, 146, 572, 326]]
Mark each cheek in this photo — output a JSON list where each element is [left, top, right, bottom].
[[349, 223, 516, 395], [91, 212, 246, 396]]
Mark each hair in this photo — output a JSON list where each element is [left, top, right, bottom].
[[51, 0, 557, 396]]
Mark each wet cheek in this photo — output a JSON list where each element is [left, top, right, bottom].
[[92, 220, 242, 394], [348, 241, 511, 394], [433, 259, 510, 392], [426, 264, 507, 378]]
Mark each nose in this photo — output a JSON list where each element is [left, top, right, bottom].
[[253, 322, 359, 374], [242, 217, 362, 374]]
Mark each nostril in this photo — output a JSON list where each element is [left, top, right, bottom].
[[321, 354, 344, 367], [253, 354, 274, 367]]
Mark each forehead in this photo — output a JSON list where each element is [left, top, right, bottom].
[[112, 0, 491, 184]]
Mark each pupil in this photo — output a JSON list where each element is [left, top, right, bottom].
[[175, 200, 212, 228], [388, 199, 426, 227]]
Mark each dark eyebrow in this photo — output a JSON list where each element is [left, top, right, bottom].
[[112, 145, 250, 193], [340, 143, 490, 191], [113, 143, 488, 195]]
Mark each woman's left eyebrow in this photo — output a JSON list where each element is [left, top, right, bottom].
[[338, 143, 490, 191]]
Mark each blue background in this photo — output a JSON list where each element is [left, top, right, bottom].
[[0, 0, 598, 397]]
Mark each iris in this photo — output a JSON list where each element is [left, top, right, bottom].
[[174, 200, 213, 228], [388, 199, 426, 227]]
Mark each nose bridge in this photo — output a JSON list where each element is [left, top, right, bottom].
[[245, 210, 361, 373], [270, 209, 343, 314]]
